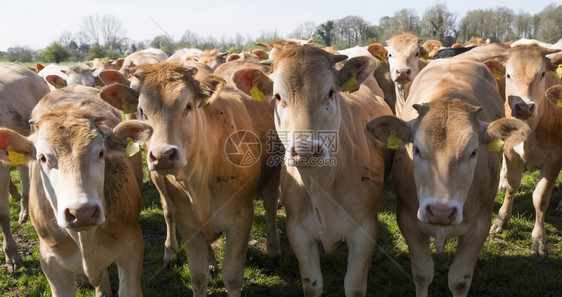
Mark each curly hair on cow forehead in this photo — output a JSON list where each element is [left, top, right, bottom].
[[132, 62, 199, 93]]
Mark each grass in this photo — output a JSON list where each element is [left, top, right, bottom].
[[1, 160, 562, 296]]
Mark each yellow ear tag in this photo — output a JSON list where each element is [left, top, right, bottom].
[[557, 97, 562, 107], [250, 83, 265, 102], [198, 96, 211, 108], [423, 52, 431, 59], [342, 73, 360, 93], [552, 65, 562, 79], [386, 134, 403, 150], [121, 101, 137, 114], [124, 137, 140, 159], [95, 79, 105, 87], [486, 138, 504, 152], [7, 150, 27, 167], [55, 82, 64, 89], [376, 52, 385, 60], [492, 69, 505, 80]]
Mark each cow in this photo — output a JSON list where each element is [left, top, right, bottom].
[[232, 42, 392, 296], [489, 44, 562, 259], [430, 46, 476, 60], [38, 63, 96, 91], [0, 85, 151, 296], [98, 62, 282, 297], [385, 32, 431, 117], [0, 62, 50, 271], [198, 49, 228, 71], [168, 48, 204, 62], [119, 48, 168, 76], [367, 58, 529, 297]]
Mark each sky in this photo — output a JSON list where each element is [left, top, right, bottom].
[[0, 0, 558, 51]]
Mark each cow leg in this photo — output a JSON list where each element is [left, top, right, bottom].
[[497, 154, 508, 191], [94, 268, 112, 297], [490, 153, 524, 233], [116, 228, 143, 297], [222, 210, 253, 297], [399, 215, 433, 297], [287, 220, 323, 297], [531, 161, 562, 259], [344, 223, 377, 297], [8, 179, 21, 201], [17, 165, 30, 224], [182, 230, 210, 297], [448, 221, 489, 297], [0, 164, 22, 272], [261, 169, 281, 258], [151, 172, 178, 268], [39, 244, 75, 297]]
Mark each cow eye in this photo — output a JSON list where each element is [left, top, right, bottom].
[[541, 71, 545, 78], [38, 154, 47, 163], [328, 90, 335, 98], [470, 149, 479, 159], [506, 74, 511, 79], [415, 52, 419, 57], [388, 53, 392, 58], [139, 108, 148, 120], [274, 93, 281, 101], [413, 146, 421, 157], [99, 151, 104, 159]]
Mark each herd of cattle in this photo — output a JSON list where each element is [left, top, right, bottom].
[[0, 33, 561, 296]]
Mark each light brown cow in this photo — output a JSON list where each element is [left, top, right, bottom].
[[233, 43, 392, 296], [385, 33, 431, 117], [99, 62, 282, 297], [38, 63, 97, 91], [119, 48, 168, 76], [367, 58, 528, 297], [489, 44, 562, 259], [167, 48, 204, 62], [0, 62, 50, 271], [0, 85, 151, 296]]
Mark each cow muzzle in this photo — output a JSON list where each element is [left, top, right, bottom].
[[147, 144, 186, 172], [394, 66, 412, 82], [288, 140, 330, 167], [508, 96, 536, 120], [418, 200, 463, 225], [62, 202, 104, 230]]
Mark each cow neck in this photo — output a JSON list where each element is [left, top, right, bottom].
[[395, 84, 408, 117], [68, 228, 104, 286]]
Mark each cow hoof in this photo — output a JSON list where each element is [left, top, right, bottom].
[[531, 241, 547, 260], [209, 264, 217, 279], [5, 259, 22, 273], [489, 221, 505, 233], [531, 250, 547, 261], [555, 203, 562, 214]]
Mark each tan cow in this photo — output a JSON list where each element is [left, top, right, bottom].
[[0, 62, 50, 271], [385, 33, 431, 117], [233, 43, 392, 296], [489, 44, 562, 259], [367, 58, 529, 297], [38, 63, 97, 91], [99, 62, 282, 297], [0, 85, 151, 296], [118, 48, 168, 76]]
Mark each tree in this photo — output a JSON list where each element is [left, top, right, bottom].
[[43, 42, 71, 63], [79, 14, 126, 50], [150, 35, 177, 56], [289, 21, 317, 40], [534, 4, 562, 43], [315, 20, 335, 46], [421, 4, 456, 43], [513, 12, 533, 39], [87, 44, 120, 60], [58, 31, 74, 48], [381, 9, 420, 42]]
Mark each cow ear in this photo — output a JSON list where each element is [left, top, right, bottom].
[[484, 59, 505, 80], [113, 58, 125, 71], [0, 128, 35, 166], [197, 75, 226, 108], [480, 118, 529, 152], [227, 53, 240, 62], [99, 70, 130, 86], [36, 63, 45, 73], [337, 56, 376, 93], [99, 83, 139, 114], [105, 120, 153, 158], [545, 85, 562, 106], [232, 68, 273, 102], [46, 75, 67, 89], [367, 43, 388, 61], [366, 115, 411, 149]]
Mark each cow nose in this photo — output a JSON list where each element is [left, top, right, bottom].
[[64, 204, 101, 228], [149, 147, 179, 168], [512, 101, 535, 119], [289, 141, 326, 166], [395, 67, 412, 80], [426, 203, 458, 225]]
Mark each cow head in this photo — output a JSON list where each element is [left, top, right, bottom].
[[100, 63, 225, 175], [233, 44, 374, 167], [367, 99, 529, 225], [46, 64, 96, 89], [504, 44, 561, 120], [385, 33, 428, 88], [0, 113, 151, 231]]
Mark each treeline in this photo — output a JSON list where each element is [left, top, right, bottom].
[[1, 3, 560, 64]]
